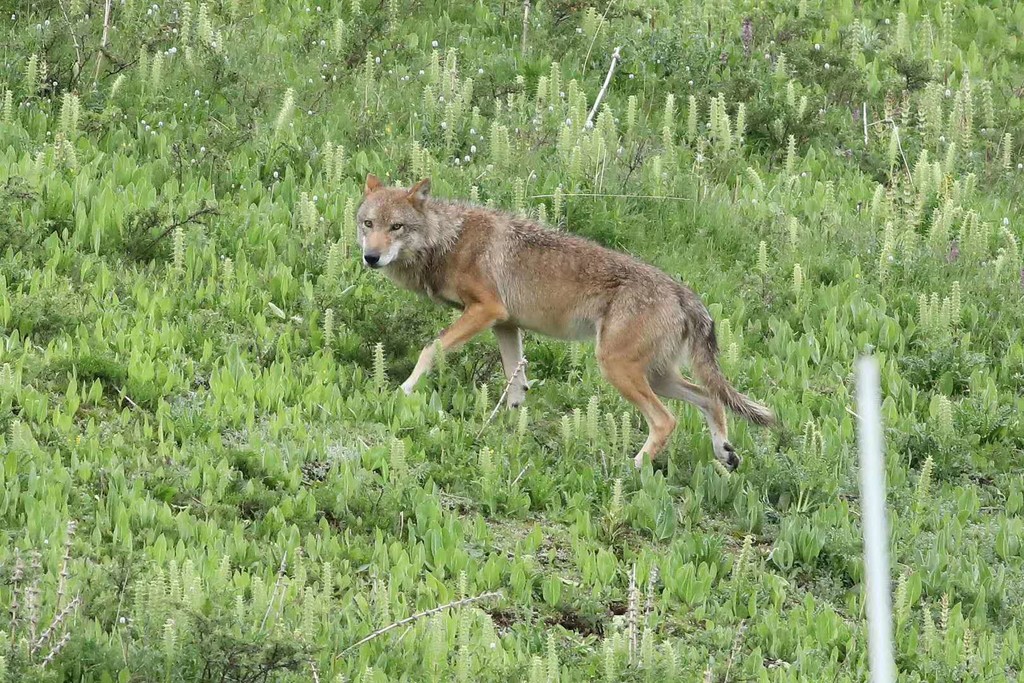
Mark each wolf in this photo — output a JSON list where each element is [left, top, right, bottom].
[[355, 174, 775, 470]]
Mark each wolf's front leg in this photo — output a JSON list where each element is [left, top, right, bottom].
[[493, 324, 529, 408], [401, 345, 436, 395], [401, 303, 507, 394]]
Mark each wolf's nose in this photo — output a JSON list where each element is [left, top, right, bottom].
[[363, 253, 380, 267]]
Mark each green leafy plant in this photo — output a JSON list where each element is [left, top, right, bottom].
[[0, 1, 1022, 680]]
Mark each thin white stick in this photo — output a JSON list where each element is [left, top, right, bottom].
[[626, 563, 638, 661], [863, 102, 869, 146], [855, 356, 895, 683], [57, 0, 85, 78], [259, 551, 288, 632], [510, 462, 531, 488], [93, 0, 114, 86], [871, 119, 915, 189], [585, 46, 621, 129], [530, 192, 690, 201], [520, 1, 530, 53], [892, 125, 915, 189], [582, 0, 616, 74]]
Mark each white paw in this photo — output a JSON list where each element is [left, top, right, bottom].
[[400, 381, 416, 396], [633, 452, 647, 470]]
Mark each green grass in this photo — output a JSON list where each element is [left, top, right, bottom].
[[2, 0, 1024, 681]]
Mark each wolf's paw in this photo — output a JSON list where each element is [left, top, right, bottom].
[[718, 442, 741, 472], [400, 381, 416, 396], [505, 383, 527, 409]]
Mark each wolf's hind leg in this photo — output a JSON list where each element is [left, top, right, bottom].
[[493, 323, 529, 408], [595, 325, 677, 468], [648, 369, 739, 471], [601, 360, 677, 469]]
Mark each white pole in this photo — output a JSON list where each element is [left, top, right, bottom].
[[855, 356, 896, 683], [585, 46, 622, 129]]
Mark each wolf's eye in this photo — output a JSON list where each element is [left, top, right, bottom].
[[363, 220, 372, 228], [390, 223, 404, 232]]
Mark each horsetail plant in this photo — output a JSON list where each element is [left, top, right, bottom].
[[372, 342, 386, 391], [757, 241, 769, 275], [274, 87, 296, 137], [323, 308, 335, 346], [1, 89, 12, 123], [23, 53, 40, 94]]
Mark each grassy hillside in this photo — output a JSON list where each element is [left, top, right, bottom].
[[2, 0, 1024, 680]]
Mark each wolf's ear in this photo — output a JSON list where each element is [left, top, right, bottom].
[[407, 177, 431, 207], [364, 173, 383, 196]]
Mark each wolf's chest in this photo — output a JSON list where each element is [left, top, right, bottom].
[[385, 268, 460, 307], [425, 284, 464, 309]]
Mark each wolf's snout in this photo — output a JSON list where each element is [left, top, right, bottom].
[[363, 253, 381, 268]]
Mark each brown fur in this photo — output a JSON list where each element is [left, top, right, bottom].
[[356, 174, 775, 470]]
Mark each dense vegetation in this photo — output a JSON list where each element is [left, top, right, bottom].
[[2, 0, 1024, 680]]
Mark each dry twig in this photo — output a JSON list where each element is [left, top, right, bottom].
[[57, 0, 85, 80], [259, 551, 288, 632], [476, 357, 528, 438], [93, 0, 114, 86], [335, 591, 502, 660], [531, 191, 690, 201]]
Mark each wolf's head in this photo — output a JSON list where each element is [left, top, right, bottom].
[[355, 174, 433, 268]]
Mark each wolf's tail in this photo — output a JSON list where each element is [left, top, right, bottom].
[[691, 317, 776, 427]]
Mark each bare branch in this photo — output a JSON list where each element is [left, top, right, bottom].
[[57, 0, 85, 82], [476, 357, 528, 438], [335, 591, 502, 660], [531, 191, 689, 201], [31, 596, 81, 656], [723, 620, 748, 683], [142, 205, 220, 255]]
